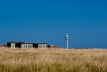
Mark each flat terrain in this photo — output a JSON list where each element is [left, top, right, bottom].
[[0, 48, 107, 72]]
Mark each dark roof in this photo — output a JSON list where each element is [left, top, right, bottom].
[[8, 41, 48, 44], [8, 41, 25, 44], [37, 43, 48, 44]]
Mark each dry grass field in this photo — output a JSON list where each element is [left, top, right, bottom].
[[0, 48, 107, 72]]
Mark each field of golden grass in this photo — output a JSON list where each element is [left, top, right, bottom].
[[0, 48, 107, 72]]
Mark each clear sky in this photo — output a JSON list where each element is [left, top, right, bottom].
[[0, 0, 107, 48]]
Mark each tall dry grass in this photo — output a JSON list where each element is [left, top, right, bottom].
[[0, 48, 107, 72]]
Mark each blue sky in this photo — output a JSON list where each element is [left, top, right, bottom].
[[0, 0, 107, 48]]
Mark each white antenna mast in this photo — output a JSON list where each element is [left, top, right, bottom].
[[65, 32, 72, 49]]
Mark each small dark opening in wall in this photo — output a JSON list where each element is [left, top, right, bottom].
[[33, 44, 38, 48], [15, 43, 21, 48], [7, 43, 11, 47]]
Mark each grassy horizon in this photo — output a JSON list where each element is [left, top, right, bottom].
[[0, 48, 107, 72]]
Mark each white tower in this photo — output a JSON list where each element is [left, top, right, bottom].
[[65, 33, 72, 49]]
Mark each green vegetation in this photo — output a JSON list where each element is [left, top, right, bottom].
[[0, 48, 107, 72]]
